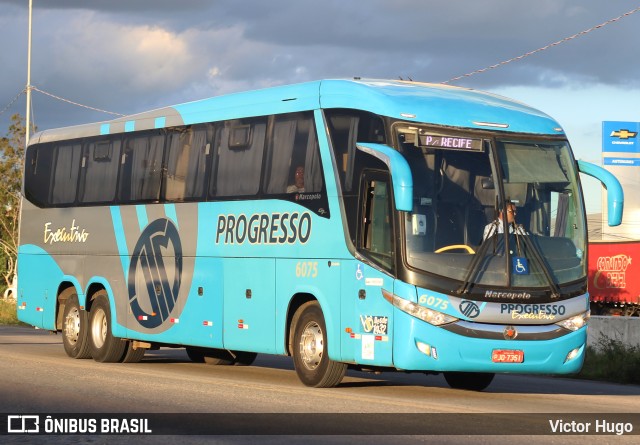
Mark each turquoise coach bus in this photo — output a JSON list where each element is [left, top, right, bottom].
[[17, 79, 623, 390]]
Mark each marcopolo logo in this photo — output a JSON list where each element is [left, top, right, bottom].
[[459, 300, 481, 318], [128, 218, 183, 329]]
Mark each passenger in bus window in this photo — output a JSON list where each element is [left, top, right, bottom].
[[287, 166, 305, 193], [483, 202, 526, 240]]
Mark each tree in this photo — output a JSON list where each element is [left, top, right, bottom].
[[0, 114, 27, 293]]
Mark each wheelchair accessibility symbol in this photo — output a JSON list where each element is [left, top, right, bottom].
[[512, 256, 529, 275]]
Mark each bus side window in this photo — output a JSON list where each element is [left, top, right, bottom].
[[326, 110, 387, 245], [165, 125, 211, 201], [359, 173, 394, 272], [301, 118, 323, 193], [213, 118, 267, 197], [264, 112, 323, 195], [24, 145, 54, 207], [79, 140, 121, 204], [50, 143, 82, 205], [119, 133, 164, 202], [264, 116, 299, 194]]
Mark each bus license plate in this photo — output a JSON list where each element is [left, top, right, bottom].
[[492, 349, 524, 363]]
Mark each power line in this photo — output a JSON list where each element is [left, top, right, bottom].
[[2, 86, 125, 121], [30, 86, 125, 117], [443, 6, 640, 84], [0, 90, 26, 117]]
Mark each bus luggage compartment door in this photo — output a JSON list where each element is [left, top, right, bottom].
[[223, 258, 277, 354]]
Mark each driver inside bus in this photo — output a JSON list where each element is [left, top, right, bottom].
[[287, 166, 305, 193], [483, 202, 526, 240]]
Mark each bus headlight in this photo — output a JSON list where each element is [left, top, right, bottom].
[[555, 311, 590, 332], [382, 290, 458, 326], [564, 346, 583, 363]]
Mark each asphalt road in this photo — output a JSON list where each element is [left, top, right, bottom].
[[1, 325, 639, 444]]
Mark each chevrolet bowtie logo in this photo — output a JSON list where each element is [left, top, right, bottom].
[[610, 129, 638, 140]]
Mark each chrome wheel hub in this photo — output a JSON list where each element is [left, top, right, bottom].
[[64, 307, 80, 345], [299, 321, 324, 371], [91, 308, 107, 349]]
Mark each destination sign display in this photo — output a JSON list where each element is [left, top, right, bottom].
[[420, 134, 483, 152]]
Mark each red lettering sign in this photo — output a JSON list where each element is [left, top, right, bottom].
[[588, 242, 640, 304]]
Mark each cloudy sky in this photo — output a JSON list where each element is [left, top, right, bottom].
[[1, 0, 639, 211]]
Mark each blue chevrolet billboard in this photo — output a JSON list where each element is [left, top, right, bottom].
[[602, 121, 640, 166]]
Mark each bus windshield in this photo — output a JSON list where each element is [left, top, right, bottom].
[[397, 125, 587, 291]]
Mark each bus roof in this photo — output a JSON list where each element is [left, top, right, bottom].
[[32, 79, 564, 144]]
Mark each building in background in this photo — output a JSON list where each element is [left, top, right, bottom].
[[589, 121, 640, 315], [601, 121, 640, 240]]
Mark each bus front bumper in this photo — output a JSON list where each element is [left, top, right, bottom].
[[392, 309, 586, 374]]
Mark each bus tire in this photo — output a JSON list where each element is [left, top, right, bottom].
[[121, 341, 146, 363], [89, 292, 127, 363], [443, 372, 494, 391], [292, 301, 346, 388], [203, 348, 235, 365], [186, 347, 206, 363], [61, 292, 92, 359], [232, 351, 258, 366]]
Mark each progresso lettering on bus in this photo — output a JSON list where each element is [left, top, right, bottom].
[[216, 212, 312, 245], [500, 303, 566, 318]]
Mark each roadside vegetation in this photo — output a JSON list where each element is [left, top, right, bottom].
[[577, 333, 640, 385], [0, 115, 25, 296], [0, 297, 21, 325]]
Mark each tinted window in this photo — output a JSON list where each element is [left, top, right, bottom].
[[326, 110, 386, 193], [51, 143, 82, 205], [213, 118, 267, 197], [79, 139, 122, 203], [24, 112, 329, 209], [265, 112, 324, 195], [165, 125, 212, 201], [24, 144, 54, 207], [119, 133, 165, 202], [360, 174, 394, 271]]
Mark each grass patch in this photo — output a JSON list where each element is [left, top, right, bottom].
[[577, 333, 640, 385], [0, 298, 21, 325]]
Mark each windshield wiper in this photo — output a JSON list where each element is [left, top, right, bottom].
[[516, 230, 561, 299], [456, 234, 502, 296], [457, 227, 562, 298]]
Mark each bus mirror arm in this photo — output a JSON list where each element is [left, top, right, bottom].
[[356, 143, 413, 212], [577, 160, 624, 227]]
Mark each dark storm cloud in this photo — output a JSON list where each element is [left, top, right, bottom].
[[1, 0, 639, 132], [207, 0, 640, 86]]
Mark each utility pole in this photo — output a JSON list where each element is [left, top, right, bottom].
[[25, 0, 33, 146]]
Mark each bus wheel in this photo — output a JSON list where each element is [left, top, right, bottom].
[[121, 341, 146, 363], [203, 348, 234, 365], [186, 347, 205, 363], [232, 351, 258, 366], [292, 302, 346, 387], [89, 292, 127, 363], [61, 291, 92, 359], [443, 372, 495, 391]]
